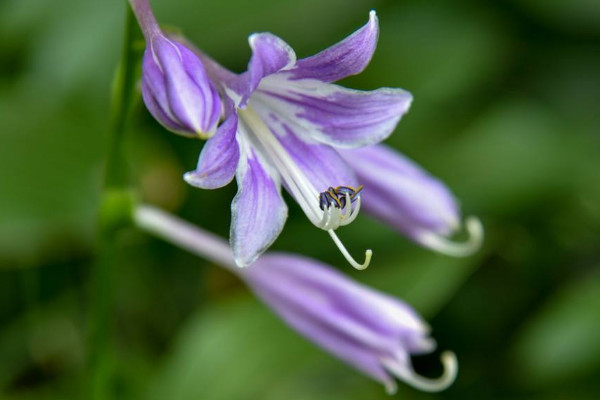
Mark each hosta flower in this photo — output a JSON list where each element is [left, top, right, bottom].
[[135, 204, 458, 394], [130, 0, 221, 137], [130, 1, 482, 268], [339, 145, 484, 256], [182, 11, 412, 268]]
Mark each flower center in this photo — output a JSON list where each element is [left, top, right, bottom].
[[237, 106, 371, 270]]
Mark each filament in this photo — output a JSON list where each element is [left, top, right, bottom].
[[328, 230, 372, 270], [417, 216, 484, 257], [382, 351, 458, 392]]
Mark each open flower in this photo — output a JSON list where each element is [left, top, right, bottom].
[[182, 11, 412, 268], [134, 204, 458, 394], [130, 0, 221, 137], [339, 145, 484, 256], [129, 1, 482, 267]]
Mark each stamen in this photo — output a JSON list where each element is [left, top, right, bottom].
[[317, 207, 331, 229], [238, 105, 371, 270], [341, 193, 352, 218], [416, 216, 484, 257], [324, 206, 341, 230], [340, 195, 361, 226], [382, 351, 458, 392], [328, 229, 372, 270]]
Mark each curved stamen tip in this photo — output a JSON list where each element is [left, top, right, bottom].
[[417, 215, 484, 257], [327, 229, 372, 270], [384, 351, 458, 393], [384, 380, 397, 396]]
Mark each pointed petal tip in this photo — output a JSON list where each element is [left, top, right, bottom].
[[233, 255, 252, 268], [183, 170, 207, 188], [368, 10, 378, 25], [384, 379, 397, 395], [231, 234, 274, 268]]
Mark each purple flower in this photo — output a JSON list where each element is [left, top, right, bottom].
[[130, 0, 221, 137], [244, 254, 458, 394], [134, 205, 458, 394], [182, 11, 413, 268], [339, 145, 484, 256]]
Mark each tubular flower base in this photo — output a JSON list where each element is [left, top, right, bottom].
[[134, 205, 458, 394]]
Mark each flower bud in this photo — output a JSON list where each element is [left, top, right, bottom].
[[340, 145, 483, 257], [129, 0, 221, 137], [141, 34, 221, 138]]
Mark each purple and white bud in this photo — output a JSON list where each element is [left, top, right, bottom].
[[129, 0, 221, 138], [340, 145, 483, 257], [134, 205, 458, 393], [242, 253, 457, 394]]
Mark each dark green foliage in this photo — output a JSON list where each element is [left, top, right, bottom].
[[0, 0, 599, 398]]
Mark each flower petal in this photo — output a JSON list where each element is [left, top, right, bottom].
[[254, 79, 412, 148], [250, 103, 358, 192], [184, 109, 240, 189], [339, 145, 460, 238], [259, 286, 395, 389], [290, 10, 379, 82], [246, 254, 396, 390], [243, 252, 435, 393], [230, 147, 288, 267], [228, 33, 296, 108], [142, 36, 221, 136], [141, 79, 188, 134]]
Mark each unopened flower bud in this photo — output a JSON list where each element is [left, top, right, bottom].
[[130, 0, 221, 137]]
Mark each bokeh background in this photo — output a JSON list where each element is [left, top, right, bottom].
[[1, 0, 599, 399]]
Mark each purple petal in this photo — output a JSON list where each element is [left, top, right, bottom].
[[242, 252, 433, 391], [184, 109, 240, 189], [254, 80, 412, 148], [230, 150, 288, 267], [229, 33, 296, 108], [142, 35, 221, 136], [339, 145, 460, 238], [141, 79, 188, 134], [255, 285, 394, 388], [174, 41, 222, 132], [251, 106, 358, 192], [249, 254, 429, 344], [290, 11, 379, 82]]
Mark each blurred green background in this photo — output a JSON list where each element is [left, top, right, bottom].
[[1, 0, 599, 399]]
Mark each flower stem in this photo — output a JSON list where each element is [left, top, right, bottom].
[[105, 6, 139, 191], [134, 204, 238, 272], [88, 6, 140, 400]]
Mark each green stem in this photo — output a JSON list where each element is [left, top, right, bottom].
[[88, 6, 141, 400], [105, 6, 138, 190]]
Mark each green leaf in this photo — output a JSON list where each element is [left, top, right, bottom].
[[510, 269, 600, 386]]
